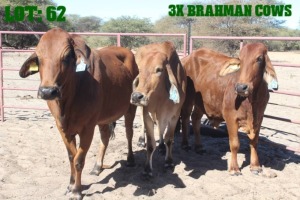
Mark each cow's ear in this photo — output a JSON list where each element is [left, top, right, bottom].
[[70, 34, 91, 71], [219, 58, 240, 76], [264, 54, 278, 91], [166, 63, 180, 104], [19, 52, 39, 78]]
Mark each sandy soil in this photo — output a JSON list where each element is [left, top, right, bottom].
[[0, 50, 299, 200]]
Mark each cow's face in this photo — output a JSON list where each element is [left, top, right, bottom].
[[19, 28, 90, 100], [236, 43, 278, 97], [131, 52, 170, 106]]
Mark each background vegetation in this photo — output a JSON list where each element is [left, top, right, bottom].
[[1, 0, 299, 54]]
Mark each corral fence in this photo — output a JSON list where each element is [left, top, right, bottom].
[[0, 31, 299, 125]]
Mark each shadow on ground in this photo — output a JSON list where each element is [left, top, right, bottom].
[[83, 124, 300, 198]]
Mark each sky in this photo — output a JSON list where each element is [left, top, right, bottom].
[[53, 0, 300, 29]]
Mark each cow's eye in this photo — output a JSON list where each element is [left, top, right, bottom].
[[62, 50, 75, 64], [63, 55, 71, 63], [257, 55, 264, 63], [155, 68, 163, 73]]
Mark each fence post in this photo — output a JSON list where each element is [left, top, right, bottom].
[[183, 34, 187, 56], [189, 37, 193, 54], [117, 34, 121, 47], [239, 40, 244, 50], [0, 31, 4, 121]]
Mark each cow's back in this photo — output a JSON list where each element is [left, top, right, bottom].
[[182, 48, 238, 121], [99, 46, 138, 78]]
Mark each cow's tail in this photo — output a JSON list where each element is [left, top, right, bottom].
[[108, 122, 116, 140]]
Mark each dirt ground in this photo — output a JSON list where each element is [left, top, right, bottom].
[[0, 50, 299, 200]]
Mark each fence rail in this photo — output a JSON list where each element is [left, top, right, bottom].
[[0, 31, 299, 125], [189, 35, 300, 54]]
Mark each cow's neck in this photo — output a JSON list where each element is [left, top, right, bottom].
[[53, 71, 87, 132], [248, 81, 269, 104]]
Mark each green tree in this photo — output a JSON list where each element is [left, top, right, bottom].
[[66, 15, 102, 32], [154, 0, 290, 54], [0, 0, 56, 48], [61, 14, 103, 48], [101, 16, 153, 49], [191, 0, 286, 54], [153, 16, 192, 52], [0, 0, 103, 49]]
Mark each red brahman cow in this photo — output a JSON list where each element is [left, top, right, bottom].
[[181, 43, 278, 175], [19, 28, 138, 199], [130, 41, 186, 177]]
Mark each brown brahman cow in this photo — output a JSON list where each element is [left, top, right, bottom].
[[19, 28, 138, 199], [181, 43, 278, 175], [130, 41, 186, 177]]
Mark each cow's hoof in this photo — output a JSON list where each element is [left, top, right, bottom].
[[229, 170, 242, 176], [181, 144, 192, 151], [65, 185, 73, 195], [126, 155, 136, 167], [158, 143, 166, 155], [137, 137, 146, 148], [142, 170, 153, 180], [164, 161, 175, 170], [68, 192, 82, 200], [195, 145, 206, 154], [126, 161, 136, 167], [65, 188, 82, 200], [250, 167, 263, 175], [89, 164, 103, 176]]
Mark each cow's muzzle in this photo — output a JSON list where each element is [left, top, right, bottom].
[[130, 92, 148, 106], [38, 86, 60, 100], [235, 83, 249, 97]]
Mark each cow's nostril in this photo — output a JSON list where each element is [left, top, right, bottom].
[[50, 88, 59, 96], [235, 84, 249, 97], [137, 93, 144, 100], [38, 86, 60, 100], [241, 84, 248, 91], [132, 92, 144, 102], [236, 84, 248, 92]]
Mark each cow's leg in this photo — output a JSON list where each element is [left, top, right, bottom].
[[163, 116, 179, 169], [58, 130, 77, 195], [181, 77, 195, 150], [137, 107, 146, 148], [157, 119, 166, 154], [248, 128, 262, 174], [191, 106, 205, 154], [143, 108, 156, 177], [124, 104, 137, 166], [70, 125, 95, 199], [90, 124, 111, 176], [226, 120, 241, 175], [138, 122, 146, 148], [180, 100, 194, 151]]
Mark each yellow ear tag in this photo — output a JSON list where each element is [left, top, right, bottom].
[[228, 64, 240, 71], [29, 63, 39, 72]]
